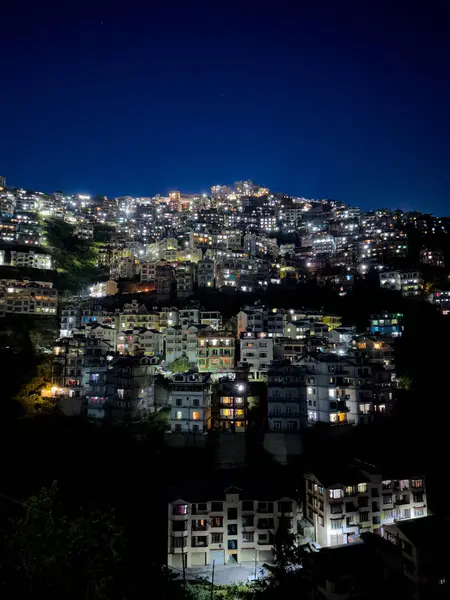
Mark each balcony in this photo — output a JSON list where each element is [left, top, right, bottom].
[[394, 497, 410, 506], [191, 539, 209, 548], [192, 523, 209, 532]]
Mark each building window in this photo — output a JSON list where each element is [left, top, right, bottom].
[[357, 483, 368, 493], [193, 398, 200, 407], [359, 512, 370, 523], [329, 489, 344, 499], [172, 520, 188, 531], [228, 508, 238, 520], [243, 532, 254, 542], [411, 479, 423, 488], [227, 524, 238, 536], [171, 537, 187, 548], [211, 533, 223, 544], [192, 411, 200, 420], [211, 517, 223, 527], [330, 519, 343, 530], [172, 504, 188, 515], [176, 399, 182, 406], [258, 533, 268, 543], [228, 539, 238, 550], [211, 502, 223, 512], [176, 411, 182, 420]]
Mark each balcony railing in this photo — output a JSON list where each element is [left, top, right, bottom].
[[192, 524, 209, 531], [191, 540, 209, 548]]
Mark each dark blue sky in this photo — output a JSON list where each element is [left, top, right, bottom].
[[2, 1, 450, 213]]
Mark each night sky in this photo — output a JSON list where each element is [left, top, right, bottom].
[[2, 1, 450, 213]]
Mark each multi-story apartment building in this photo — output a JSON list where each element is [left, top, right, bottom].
[[380, 271, 423, 296], [117, 328, 164, 356], [0, 278, 57, 316], [197, 257, 215, 288], [305, 462, 427, 547], [156, 264, 174, 297], [383, 516, 449, 600], [239, 332, 273, 381], [370, 313, 404, 336], [420, 248, 444, 267], [165, 325, 204, 364], [10, 250, 52, 270], [178, 308, 200, 327], [197, 330, 235, 373], [200, 311, 222, 330], [175, 262, 194, 298], [169, 372, 211, 434], [214, 374, 249, 432], [140, 261, 158, 283], [110, 256, 135, 280], [296, 353, 377, 426], [89, 279, 118, 298], [430, 290, 450, 315], [60, 306, 81, 337], [168, 486, 302, 568], [103, 355, 156, 420], [267, 363, 308, 433], [73, 323, 117, 349]]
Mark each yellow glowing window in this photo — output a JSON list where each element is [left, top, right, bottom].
[[222, 409, 233, 417], [192, 411, 200, 420], [222, 397, 233, 404], [358, 343, 367, 349], [235, 421, 244, 428], [357, 483, 368, 493], [236, 409, 244, 416]]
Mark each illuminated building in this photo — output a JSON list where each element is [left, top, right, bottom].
[[168, 488, 303, 569], [89, 279, 118, 298], [197, 331, 235, 373], [239, 332, 273, 381], [197, 257, 215, 288], [0, 278, 57, 316], [305, 462, 427, 547], [169, 372, 212, 434]]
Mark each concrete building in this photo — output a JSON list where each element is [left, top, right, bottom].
[[175, 263, 194, 298], [105, 355, 156, 420], [156, 264, 174, 298], [60, 306, 81, 338], [305, 462, 427, 548], [420, 248, 444, 267], [200, 310, 222, 330], [169, 372, 212, 434], [10, 250, 51, 270], [380, 271, 422, 297], [168, 486, 303, 568], [0, 278, 57, 316], [197, 330, 235, 373], [140, 261, 158, 283], [197, 257, 215, 288], [384, 515, 450, 600], [267, 363, 308, 433], [239, 332, 273, 381], [89, 279, 118, 298], [165, 324, 205, 364], [117, 328, 164, 356], [370, 313, 404, 336]]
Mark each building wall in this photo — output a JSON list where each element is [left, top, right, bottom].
[[168, 492, 302, 569]]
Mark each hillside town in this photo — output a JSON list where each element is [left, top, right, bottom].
[[0, 177, 448, 599]]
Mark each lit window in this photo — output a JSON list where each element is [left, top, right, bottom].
[[176, 411, 182, 420], [192, 411, 200, 420], [357, 483, 368, 493], [329, 488, 343, 499]]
